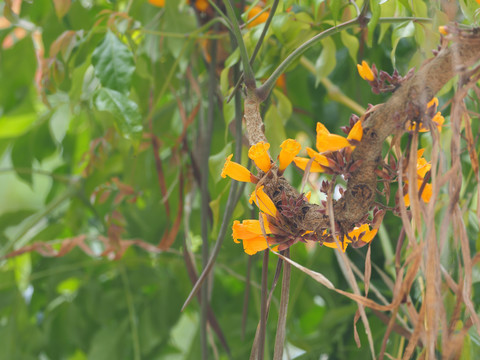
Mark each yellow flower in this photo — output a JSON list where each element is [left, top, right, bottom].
[[316, 122, 351, 153], [194, 0, 209, 12], [357, 61, 375, 81], [404, 182, 432, 207], [305, 191, 311, 202], [245, 5, 269, 28], [248, 142, 272, 173], [323, 237, 351, 252], [249, 186, 277, 217], [323, 224, 377, 252], [438, 26, 448, 35], [403, 149, 432, 206], [148, 0, 165, 7], [293, 157, 326, 172], [427, 97, 439, 109], [278, 139, 301, 172], [346, 120, 363, 141], [408, 98, 445, 132], [232, 215, 272, 255], [221, 154, 257, 183]]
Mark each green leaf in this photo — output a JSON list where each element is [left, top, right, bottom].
[[329, 0, 342, 22], [209, 143, 232, 185], [367, 0, 381, 47], [0, 110, 37, 139], [11, 133, 34, 185], [315, 37, 336, 86], [164, 1, 196, 58], [391, 21, 415, 67], [264, 102, 287, 158], [91, 30, 135, 94], [94, 88, 143, 140], [50, 103, 71, 144], [340, 30, 359, 64], [9, 253, 31, 292]]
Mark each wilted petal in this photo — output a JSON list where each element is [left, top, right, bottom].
[[323, 237, 351, 252]]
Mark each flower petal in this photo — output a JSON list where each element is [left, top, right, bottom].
[[347, 120, 363, 141], [221, 154, 256, 183], [248, 142, 272, 173], [278, 139, 301, 172], [427, 97, 439, 109], [242, 236, 269, 255], [251, 186, 277, 217], [306, 147, 330, 167], [357, 61, 374, 81], [316, 133, 351, 153], [293, 157, 325, 172]]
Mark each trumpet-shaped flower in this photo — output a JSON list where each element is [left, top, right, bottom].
[[357, 61, 375, 81], [278, 139, 301, 172], [316, 121, 362, 153], [316, 122, 351, 152], [221, 154, 257, 183], [248, 142, 272, 173], [249, 186, 277, 217], [232, 216, 272, 255]]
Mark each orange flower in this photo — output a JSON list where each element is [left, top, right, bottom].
[[148, 0, 165, 7], [249, 185, 277, 217], [248, 142, 272, 173], [278, 139, 301, 172], [438, 26, 448, 35], [194, 0, 209, 12], [221, 154, 258, 183], [316, 122, 351, 153], [245, 5, 269, 28], [232, 216, 272, 255], [427, 97, 439, 109], [357, 61, 375, 81], [293, 156, 325, 172], [347, 120, 363, 142], [403, 149, 432, 206], [323, 224, 377, 252], [408, 97, 444, 132]]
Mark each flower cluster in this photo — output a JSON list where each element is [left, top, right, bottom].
[[408, 97, 445, 133], [222, 133, 377, 255], [357, 61, 415, 94], [293, 119, 363, 177]]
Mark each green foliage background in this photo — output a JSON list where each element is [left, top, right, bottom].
[[0, 0, 479, 359]]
